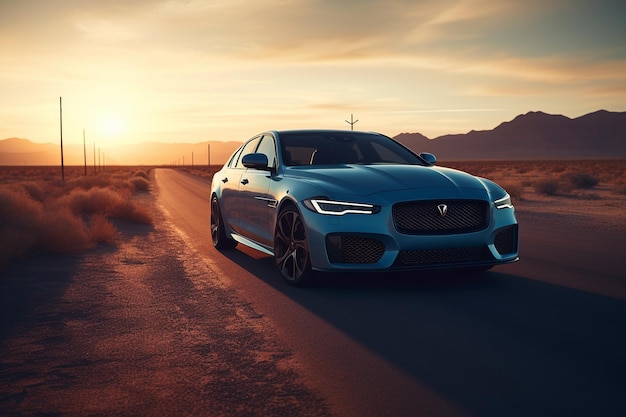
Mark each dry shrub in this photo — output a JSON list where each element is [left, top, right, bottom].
[[565, 172, 599, 189], [18, 180, 49, 202], [0, 187, 45, 263], [0, 188, 45, 238], [112, 200, 153, 224], [61, 187, 127, 217], [40, 207, 94, 253], [0, 168, 156, 266], [129, 176, 150, 192], [534, 178, 561, 195], [499, 180, 524, 199], [67, 174, 118, 191], [55, 186, 153, 224], [133, 170, 149, 179], [0, 187, 45, 227], [549, 164, 568, 174], [89, 214, 118, 244]]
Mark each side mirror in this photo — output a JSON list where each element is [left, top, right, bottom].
[[242, 153, 270, 170], [419, 152, 437, 165]]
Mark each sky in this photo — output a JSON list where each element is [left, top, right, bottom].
[[1, 0, 625, 148]]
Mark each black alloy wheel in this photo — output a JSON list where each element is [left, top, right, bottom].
[[274, 207, 313, 286]]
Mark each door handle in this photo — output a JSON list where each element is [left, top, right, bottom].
[[241, 178, 249, 185]]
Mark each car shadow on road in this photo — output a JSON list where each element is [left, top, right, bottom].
[[219, 247, 626, 417]]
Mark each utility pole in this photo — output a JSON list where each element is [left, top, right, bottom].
[[83, 128, 87, 176], [93, 141, 96, 175], [345, 113, 359, 130], [208, 143, 211, 168], [59, 97, 65, 182]]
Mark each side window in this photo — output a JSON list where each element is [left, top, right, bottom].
[[227, 146, 243, 168], [255, 135, 277, 169], [234, 136, 261, 168]]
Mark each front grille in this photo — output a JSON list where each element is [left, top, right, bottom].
[[326, 235, 385, 264], [393, 200, 489, 235], [395, 246, 493, 266], [494, 225, 518, 255]]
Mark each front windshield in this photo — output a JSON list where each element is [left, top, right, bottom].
[[279, 132, 425, 166]]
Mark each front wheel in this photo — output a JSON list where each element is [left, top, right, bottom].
[[274, 207, 313, 286], [211, 196, 237, 249]]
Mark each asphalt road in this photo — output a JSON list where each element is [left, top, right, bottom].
[[155, 168, 626, 417]]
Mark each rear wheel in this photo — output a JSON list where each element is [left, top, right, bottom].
[[211, 196, 237, 249], [274, 206, 313, 286]]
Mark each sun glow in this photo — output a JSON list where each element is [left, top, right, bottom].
[[101, 113, 125, 138]]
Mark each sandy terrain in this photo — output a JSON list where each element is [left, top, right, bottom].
[[514, 184, 626, 234]]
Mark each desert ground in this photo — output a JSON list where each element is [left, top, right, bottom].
[[1, 160, 625, 416], [446, 159, 626, 234]]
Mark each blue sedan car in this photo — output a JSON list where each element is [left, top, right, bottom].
[[210, 130, 518, 286]]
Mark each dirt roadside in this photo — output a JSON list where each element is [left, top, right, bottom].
[[0, 191, 333, 417]]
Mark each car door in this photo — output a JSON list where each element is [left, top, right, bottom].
[[221, 136, 261, 234], [237, 134, 277, 247]]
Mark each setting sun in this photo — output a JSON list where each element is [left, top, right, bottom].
[[100, 113, 125, 138]]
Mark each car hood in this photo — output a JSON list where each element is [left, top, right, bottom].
[[285, 164, 490, 199]]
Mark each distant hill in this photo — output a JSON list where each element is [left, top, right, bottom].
[[0, 139, 242, 166], [394, 110, 626, 160], [3, 110, 626, 165]]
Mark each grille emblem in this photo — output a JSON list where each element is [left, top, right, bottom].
[[437, 204, 448, 217]]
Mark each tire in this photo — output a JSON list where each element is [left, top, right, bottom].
[[211, 196, 237, 249], [274, 206, 313, 286]]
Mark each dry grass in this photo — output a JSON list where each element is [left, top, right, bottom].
[[445, 159, 626, 199], [444, 159, 626, 233], [0, 166, 153, 267]]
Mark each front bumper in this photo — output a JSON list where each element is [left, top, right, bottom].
[[301, 201, 519, 272]]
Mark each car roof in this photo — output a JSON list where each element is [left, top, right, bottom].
[[270, 129, 383, 136]]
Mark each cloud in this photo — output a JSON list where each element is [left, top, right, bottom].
[[1, 0, 625, 143]]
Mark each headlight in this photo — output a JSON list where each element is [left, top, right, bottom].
[[304, 199, 380, 215], [479, 177, 513, 209], [494, 193, 513, 209]]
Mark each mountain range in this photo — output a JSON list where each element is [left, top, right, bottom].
[[1, 110, 625, 165], [395, 110, 626, 160]]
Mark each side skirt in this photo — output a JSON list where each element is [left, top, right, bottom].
[[231, 233, 275, 256]]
